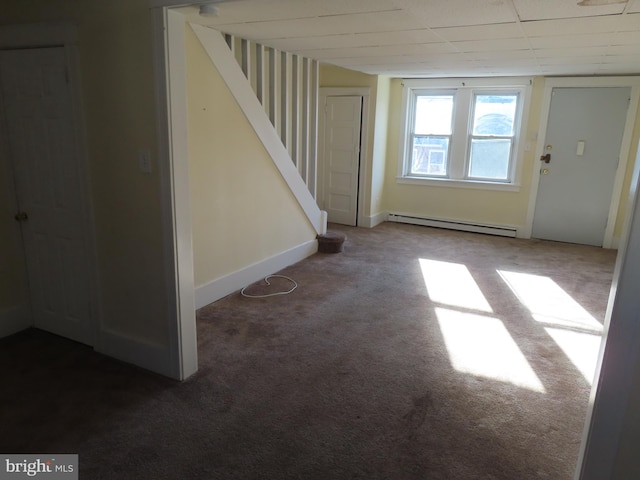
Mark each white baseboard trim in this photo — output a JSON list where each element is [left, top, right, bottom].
[[195, 239, 318, 309], [0, 305, 32, 339], [96, 329, 174, 378], [388, 212, 519, 238], [359, 212, 388, 228]]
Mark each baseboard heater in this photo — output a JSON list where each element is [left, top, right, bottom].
[[387, 213, 517, 238]]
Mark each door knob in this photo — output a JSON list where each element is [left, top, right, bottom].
[[14, 212, 28, 222], [540, 153, 551, 163]]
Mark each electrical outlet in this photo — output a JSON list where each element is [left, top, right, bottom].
[[138, 149, 152, 174]]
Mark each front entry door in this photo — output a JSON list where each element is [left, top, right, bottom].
[[321, 95, 363, 226], [532, 87, 629, 246], [0, 47, 94, 345]]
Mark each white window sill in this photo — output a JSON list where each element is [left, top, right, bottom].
[[396, 176, 521, 192]]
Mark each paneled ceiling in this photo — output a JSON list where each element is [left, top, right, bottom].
[[176, 0, 640, 77]]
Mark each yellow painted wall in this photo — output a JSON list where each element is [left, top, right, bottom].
[[371, 76, 391, 218], [319, 67, 640, 240], [320, 64, 377, 89], [1, 0, 169, 346], [185, 26, 316, 287], [382, 76, 640, 242]]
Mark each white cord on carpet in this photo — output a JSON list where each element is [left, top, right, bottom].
[[240, 275, 298, 298]]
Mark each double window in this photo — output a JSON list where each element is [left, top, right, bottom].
[[399, 78, 531, 190]]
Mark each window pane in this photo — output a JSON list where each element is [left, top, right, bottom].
[[469, 138, 511, 180], [473, 95, 517, 136], [415, 95, 454, 135], [412, 136, 449, 176]]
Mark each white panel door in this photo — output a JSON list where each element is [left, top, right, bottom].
[[0, 48, 93, 345], [532, 87, 630, 246], [322, 96, 362, 226]]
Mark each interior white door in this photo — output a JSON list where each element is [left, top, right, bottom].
[[322, 95, 362, 226], [0, 47, 93, 345], [532, 87, 630, 246]]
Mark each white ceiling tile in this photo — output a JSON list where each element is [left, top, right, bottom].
[[536, 56, 604, 65], [300, 43, 455, 60], [178, 0, 640, 78], [601, 54, 640, 64], [607, 44, 640, 55], [208, 10, 426, 41], [612, 30, 640, 44], [469, 50, 538, 60], [355, 29, 444, 45], [596, 63, 640, 74], [328, 56, 419, 66], [265, 35, 359, 52], [271, 29, 444, 52], [542, 67, 600, 75], [452, 38, 531, 53], [176, 0, 399, 24], [539, 63, 600, 73], [513, 0, 625, 21], [432, 23, 522, 42], [534, 46, 609, 57], [538, 55, 604, 65], [615, 12, 640, 30], [528, 33, 614, 49], [272, 29, 442, 51], [391, 0, 517, 27], [476, 58, 539, 67], [521, 16, 622, 37]]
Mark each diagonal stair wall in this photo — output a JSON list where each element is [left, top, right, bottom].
[[190, 24, 324, 232]]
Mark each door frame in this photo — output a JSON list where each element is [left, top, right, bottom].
[[318, 87, 370, 227], [524, 76, 640, 248], [0, 23, 100, 343]]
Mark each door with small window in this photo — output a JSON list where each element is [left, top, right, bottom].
[[532, 87, 629, 246]]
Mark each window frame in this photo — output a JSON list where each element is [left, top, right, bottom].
[[398, 78, 532, 192]]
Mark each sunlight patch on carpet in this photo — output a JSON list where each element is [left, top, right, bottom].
[[544, 327, 602, 385], [420, 259, 493, 313], [436, 308, 546, 392], [497, 270, 603, 333]]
